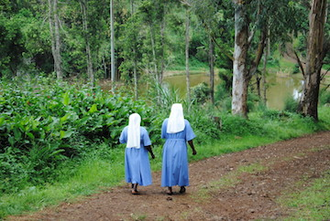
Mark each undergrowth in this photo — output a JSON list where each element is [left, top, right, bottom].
[[0, 76, 329, 219]]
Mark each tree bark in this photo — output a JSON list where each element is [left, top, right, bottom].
[[131, 0, 138, 100], [80, 0, 94, 85], [185, 7, 191, 106], [262, 35, 269, 105], [232, 0, 249, 118], [48, 0, 62, 80], [299, 0, 327, 121], [150, 23, 158, 83], [159, 5, 166, 84], [110, 0, 116, 82], [209, 35, 215, 104]]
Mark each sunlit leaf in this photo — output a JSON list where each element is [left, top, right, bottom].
[[60, 130, 74, 139], [89, 104, 98, 113], [62, 91, 70, 105]]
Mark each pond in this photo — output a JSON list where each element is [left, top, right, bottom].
[[163, 71, 303, 110]]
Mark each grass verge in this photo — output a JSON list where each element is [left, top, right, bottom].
[[279, 170, 330, 220], [1, 107, 329, 219]]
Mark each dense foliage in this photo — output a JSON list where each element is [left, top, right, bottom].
[[0, 77, 154, 192], [0, 0, 329, 218], [0, 76, 223, 194], [1, 0, 328, 81]]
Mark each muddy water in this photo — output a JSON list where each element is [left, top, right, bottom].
[[163, 72, 303, 110]]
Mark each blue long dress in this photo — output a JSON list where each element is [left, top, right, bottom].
[[119, 126, 152, 186], [161, 118, 196, 187]]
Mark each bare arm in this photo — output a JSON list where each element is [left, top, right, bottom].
[[145, 145, 155, 159], [188, 140, 197, 155]]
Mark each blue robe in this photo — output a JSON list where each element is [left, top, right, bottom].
[[161, 118, 196, 187], [119, 126, 152, 186]]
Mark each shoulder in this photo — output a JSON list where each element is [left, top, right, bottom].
[[184, 119, 193, 127], [162, 118, 169, 125], [140, 126, 148, 133]]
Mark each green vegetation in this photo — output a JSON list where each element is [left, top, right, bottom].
[[280, 170, 330, 220], [0, 76, 329, 219], [192, 163, 267, 202]]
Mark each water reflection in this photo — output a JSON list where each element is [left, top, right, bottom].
[[164, 72, 303, 110], [265, 74, 303, 110], [163, 73, 219, 97]]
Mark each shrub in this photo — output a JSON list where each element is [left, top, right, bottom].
[[283, 95, 299, 113], [191, 82, 210, 104]]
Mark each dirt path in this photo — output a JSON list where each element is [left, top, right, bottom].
[[8, 131, 330, 221]]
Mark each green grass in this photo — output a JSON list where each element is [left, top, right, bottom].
[[192, 163, 267, 202], [0, 146, 126, 218], [0, 106, 329, 219], [280, 170, 330, 220]]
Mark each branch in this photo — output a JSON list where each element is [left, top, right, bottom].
[[321, 67, 329, 81], [293, 50, 305, 78], [198, 19, 234, 61], [180, 0, 191, 7]]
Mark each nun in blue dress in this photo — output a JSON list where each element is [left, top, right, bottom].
[[119, 113, 155, 195], [161, 103, 197, 195]]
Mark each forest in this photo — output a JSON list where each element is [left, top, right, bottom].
[[0, 0, 329, 219]]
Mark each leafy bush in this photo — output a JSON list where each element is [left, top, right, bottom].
[[283, 95, 299, 112], [319, 88, 330, 106], [219, 113, 263, 137], [191, 82, 210, 104], [0, 77, 154, 193]]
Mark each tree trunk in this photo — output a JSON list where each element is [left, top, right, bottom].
[[299, 0, 327, 121], [262, 35, 269, 105], [80, 0, 94, 85], [209, 35, 215, 104], [150, 23, 158, 83], [110, 0, 116, 82], [131, 0, 138, 100], [133, 50, 138, 100], [232, 0, 249, 118], [185, 7, 191, 106], [48, 0, 62, 80], [159, 6, 166, 84]]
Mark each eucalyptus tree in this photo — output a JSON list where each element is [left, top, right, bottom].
[[296, 0, 328, 121], [48, 0, 63, 80], [60, 0, 109, 81], [180, 0, 192, 105], [190, 0, 234, 105], [78, 0, 94, 85], [0, 0, 50, 77], [110, 0, 115, 82], [119, 2, 143, 99], [231, 0, 303, 118]]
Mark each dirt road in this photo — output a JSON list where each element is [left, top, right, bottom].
[[8, 131, 330, 220]]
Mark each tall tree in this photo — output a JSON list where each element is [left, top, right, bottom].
[[48, 0, 62, 80], [232, 0, 249, 117], [298, 0, 328, 121], [184, 5, 191, 105], [231, 0, 303, 117], [80, 0, 94, 85], [110, 0, 116, 82], [209, 35, 215, 104]]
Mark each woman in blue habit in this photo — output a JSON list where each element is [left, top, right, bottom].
[[119, 113, 155, 195], [161, 103, 197, 195]]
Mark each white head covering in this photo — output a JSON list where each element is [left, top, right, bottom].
[[167, 103, 185, 133], [127, 113, 141, 148]]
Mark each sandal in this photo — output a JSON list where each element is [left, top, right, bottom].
[[179, 186, 186, 194], [167, 187, 173, 195], [131, 189, 139, 195]]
